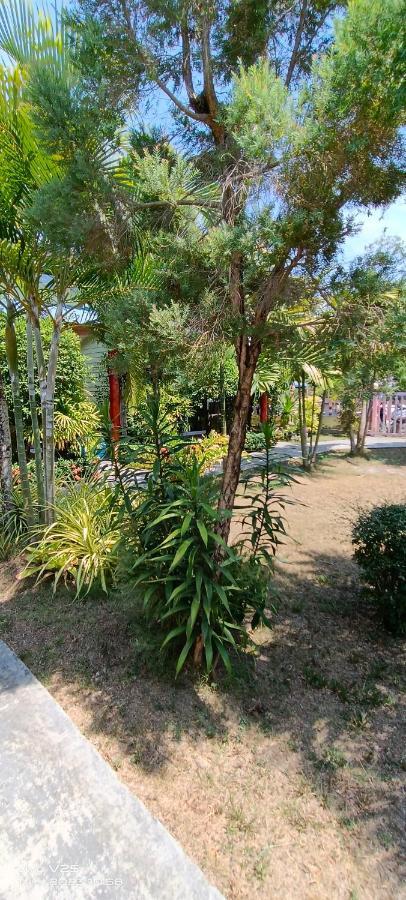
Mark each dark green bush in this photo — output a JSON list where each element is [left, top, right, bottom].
[[129, 456, 273, 676], [352, 503, 406, 635], [118, 398, 288, 676], [244, 430, 266, 452]]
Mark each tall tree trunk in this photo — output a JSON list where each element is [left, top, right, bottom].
[[355, 398, 369, 456], [26, 315, 45, 517], [349, 424, 356, 454], [219, 355, 227, 436], [298, 373, 309, 469], [309, 389, 327, 467], [0, 368, 13, 515], [216, 338, 261, 543], [5, 305, 34, 525], [44, 301, 63, 522], [32, 306, 48, 497]]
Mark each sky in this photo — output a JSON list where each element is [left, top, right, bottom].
[[341, 197, 406, 262]]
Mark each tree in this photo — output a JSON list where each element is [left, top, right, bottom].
[[0, 10, 111, 520], [4, 301, 34, 522], [67, 0, 405, 540], [331, 239, 406, 455], [0, 362, 13, 514]]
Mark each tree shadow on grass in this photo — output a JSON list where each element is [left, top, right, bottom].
[[0, 549, 405, 874], [0, 568, 230, 774], [369, 448, 406, 467], [221, 549, 405, 868]]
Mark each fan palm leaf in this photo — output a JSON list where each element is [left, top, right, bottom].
[[0, 0, 68, 76]]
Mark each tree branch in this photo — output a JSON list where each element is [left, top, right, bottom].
[[255, 249, 304, 325], [285, 0, 308, 88], [150, 70, 211, 125], [200, 17, 218, 118], [181, 22, 197, 105], [130, 198, 219, 210], [118, 2, 211, 126]]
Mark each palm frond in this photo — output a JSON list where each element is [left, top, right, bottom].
[[0, 0, 68, 77]]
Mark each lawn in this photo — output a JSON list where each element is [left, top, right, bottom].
[[1, 449, 405, 899]]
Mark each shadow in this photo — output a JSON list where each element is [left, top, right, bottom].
[[0, 571, 229, 775], [369, 448, 406, 467], [0, 545, 405, 882], [220, 549, 406, 869]]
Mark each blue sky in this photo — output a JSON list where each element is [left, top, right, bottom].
[[342, 197, 406, 261]]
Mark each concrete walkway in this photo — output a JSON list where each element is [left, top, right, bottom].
[[209, 435, 406, 475], [0, 641, 222, 900]]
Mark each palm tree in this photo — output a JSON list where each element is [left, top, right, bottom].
[[0, 3, 111, 520], [0, 361, 13, 515]]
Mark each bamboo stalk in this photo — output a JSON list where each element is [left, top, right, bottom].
[[0, 367, 13, 514], [44, 300, 63, 523], [26, 314, 45, 517], [32, 305, 48, 500], [5, 303, 34, 525]]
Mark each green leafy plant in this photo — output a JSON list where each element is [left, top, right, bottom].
[[24, 479, 123, 596], [244, 431, 266, 453], [238, 422, 293, 566], [0, 503, 26, 560], [121, 396, 276, 676], [54, 400, 101, 451], [181, 430, 229, 472], [130, 456, 246, 676], [352, 503, 406, 635]]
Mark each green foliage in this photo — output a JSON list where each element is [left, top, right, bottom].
[[293, 393, 323, 434], [0, 484, 27, 559], [181, 431, 229, 472], [221, 0, 272, 72], [352, 503, 406, 635], [226, 59, 294, 161], [130, 457, 244, 676], [185, 346, 239, 406], [333, 240, 406, 446], [126, 385, 191, 444], [0, 516, 20, 560], [244, 431, 266, 452], [119, 396, 278, 676], [54, 400, 101, 451], [0, 316, 90, 440], [238, 422, 292, 567], [24, 479, 123, 596]]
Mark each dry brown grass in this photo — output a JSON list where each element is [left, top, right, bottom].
[[1, 449, 405, 899]]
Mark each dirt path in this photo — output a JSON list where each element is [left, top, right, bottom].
[[1, 450, 405, 899]]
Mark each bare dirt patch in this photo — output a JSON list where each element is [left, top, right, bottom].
[[1, 449, 405, 899]]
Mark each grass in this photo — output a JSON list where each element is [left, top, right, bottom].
[[1, 450, 405, 899]]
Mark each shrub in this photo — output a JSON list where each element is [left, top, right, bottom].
[[181, 430, 229, 471], [352, 503, 406, 635], [116, 396, 288, 677], [54, 457, 89, 485], [238, 422, 292, 565], [245, 430, 266, 452], [54, 400, 101, 451], [24, 479, 123, 596], [129, 456, 272, 676], [291, 395, 322, 436]]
